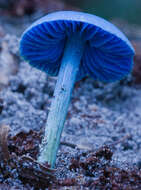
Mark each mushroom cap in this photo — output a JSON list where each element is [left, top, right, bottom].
[[20, 11, 134, 82]]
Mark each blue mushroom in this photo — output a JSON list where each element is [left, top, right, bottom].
[[20, 11, 134, 168]]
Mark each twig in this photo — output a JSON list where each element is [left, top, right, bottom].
[[60, 141, 76, 149], [60, 134, 131, 151], [108, 134, 131, 147], [0, 124, 10, 161]]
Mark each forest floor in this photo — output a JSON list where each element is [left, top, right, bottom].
[[0, 1, 141, 189]]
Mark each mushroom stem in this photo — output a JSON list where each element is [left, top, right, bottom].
[[38, 33, 84, 168]]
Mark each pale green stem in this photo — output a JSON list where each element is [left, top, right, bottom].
[[38, 33, 84, 168]]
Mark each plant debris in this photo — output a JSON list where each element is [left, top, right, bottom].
[[0, 125, 56, 189], [0, 125, 140, 189], [0, 124, 10, 161]]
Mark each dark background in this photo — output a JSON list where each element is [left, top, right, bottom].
[[65, 0, 141, 25], [0, 0, 140, 25]]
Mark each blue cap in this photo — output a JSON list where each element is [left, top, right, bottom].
[[20, 11, 135, 82]]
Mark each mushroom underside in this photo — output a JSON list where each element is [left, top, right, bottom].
[[20, 20, 134, 82]]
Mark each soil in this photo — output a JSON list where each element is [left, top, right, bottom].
[[0, 1, 141, 189]]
